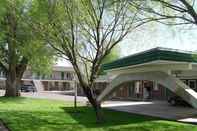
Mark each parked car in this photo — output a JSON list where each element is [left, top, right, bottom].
[[21, 85, 36, 92], [168, 96, 191, 107]]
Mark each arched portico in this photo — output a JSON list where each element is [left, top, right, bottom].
[[97, 71, 197, 108]]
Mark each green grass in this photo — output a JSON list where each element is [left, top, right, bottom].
[[0, 97, 196, 131]]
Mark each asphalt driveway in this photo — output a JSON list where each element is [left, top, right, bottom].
[[102, 100, 197, 123], [0, 90, 88, 104]]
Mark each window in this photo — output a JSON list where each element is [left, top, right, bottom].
[[129, 82, 134, 96], [188, 80, 196, 90], [61, 72, 64, 80], [67, 73, 71, 80]]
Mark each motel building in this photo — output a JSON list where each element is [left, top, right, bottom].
[[0, 65, 108, 95], [97, 47, 197, 108], [0, 66, 76, 92]]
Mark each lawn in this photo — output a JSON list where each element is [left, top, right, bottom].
[[0, 97, 196, 131]]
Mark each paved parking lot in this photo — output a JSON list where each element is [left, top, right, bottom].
[[102, 100, 197, 123], [0, 90, 88, 104]]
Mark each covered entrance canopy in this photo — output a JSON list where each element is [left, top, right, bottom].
[[97, 47, 197, 108]]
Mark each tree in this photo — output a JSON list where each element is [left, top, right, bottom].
[[100, 45, 121, 75], [0, 0, 55, 97], [129, 0, 197, 26], [39, 0, 142, 122], [101, 45, 121, 64]]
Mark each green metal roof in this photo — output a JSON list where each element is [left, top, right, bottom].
[[102, 47, 197, 71]]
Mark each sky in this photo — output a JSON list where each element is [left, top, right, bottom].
[[120, 22, 197, 56], [57, 22, 197, 67], [55, 58, 72, 67]]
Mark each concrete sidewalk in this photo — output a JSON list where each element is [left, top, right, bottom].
[[102, 100, 197, 124], [23, 92, 88, 103]]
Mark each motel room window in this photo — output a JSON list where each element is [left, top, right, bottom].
[[129, 83, 134, 96], [67, 73, 72, 80], [61, 72, 65, 80], [188, 80, 197, 90]]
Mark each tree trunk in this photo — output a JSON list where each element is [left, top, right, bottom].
[[84, 87, 103, 123], [88, 96, 103, 123], [4, 56, 28, 97], [5, 79, 20, 97], [4, 71, 21, 97], [72, 65, 103, 122], [93, 101, 103, 123]]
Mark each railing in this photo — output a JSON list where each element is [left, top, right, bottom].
[[0, 75, 74, 81], [20, 74, 74, 80]]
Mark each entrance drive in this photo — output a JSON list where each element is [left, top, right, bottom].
[[98, 48, 197, 108], [102, 100, 197, 123]]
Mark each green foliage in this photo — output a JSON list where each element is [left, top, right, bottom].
[[0, 97, 196, 131], [20, 40, 56, 75], [102, 45, 121, 64], [99, 45, 121, 75], [0, 0, 55, 75]]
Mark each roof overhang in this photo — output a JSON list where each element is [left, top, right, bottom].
[[102, 47, 197, 72], [106, 60, 197, 75]]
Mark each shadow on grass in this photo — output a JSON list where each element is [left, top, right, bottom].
[[0, 107, 159, 131], [61, 106, 159, 128], [0, 106, 195, 131]]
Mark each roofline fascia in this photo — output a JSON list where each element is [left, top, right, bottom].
[[105, 60, 193, 73], [103, 47, 197, 66]]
